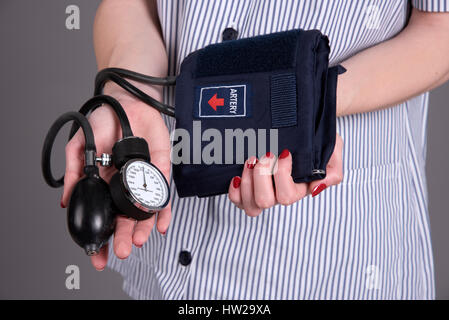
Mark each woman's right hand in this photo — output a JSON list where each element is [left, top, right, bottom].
[[62, 92, 172, 271]]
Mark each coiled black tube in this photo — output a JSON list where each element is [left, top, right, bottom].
[[42, 111, 96, 188], [43, 68, 175, 189], [68, 95, 133, 140], [94, 68, 176, 117], [96, 68, 176, 87]]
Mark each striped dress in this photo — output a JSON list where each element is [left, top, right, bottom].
[[108, 0, 449, 299]]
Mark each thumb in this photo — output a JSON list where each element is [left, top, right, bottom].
[[149, 149, 172, 235], [309, 134, 344, 197], [61, 133, 85, 208], [128, 105, 172, 234]]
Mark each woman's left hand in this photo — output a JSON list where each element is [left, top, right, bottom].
[[228, 134, 343, 217]]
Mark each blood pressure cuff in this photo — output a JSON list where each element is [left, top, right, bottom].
[[173, 29, 346, 198]]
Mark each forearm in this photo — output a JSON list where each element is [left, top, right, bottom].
[[93, 0, 167, 101], [337, 8, 449, 117]]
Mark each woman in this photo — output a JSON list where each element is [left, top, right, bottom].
[[63, 0, 449, 299]]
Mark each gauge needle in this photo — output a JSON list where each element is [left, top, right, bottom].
[[141, 166, 147, 190]]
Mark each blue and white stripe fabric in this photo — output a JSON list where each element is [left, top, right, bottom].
[[108, 0, 449, 299]]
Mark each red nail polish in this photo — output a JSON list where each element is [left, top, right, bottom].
[[233, 176, 241, 188], [60, 201, 66, 209], [266, 151, 273, 158], [161, 231, 166, 236], [247, 158, 258, 169], [279, 149, 290, 159], [135, 244, 143, 248], [312, 183, 327, 197]]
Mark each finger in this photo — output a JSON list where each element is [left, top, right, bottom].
[[146, 149, 172, 236], [155, 202, 172, 235], [253, 152, 277, 209], [62, 131, 85, 208], [133, 214, 156, 247], [309, 135, 344, 197], [113, 216, 136, 259], [240, 157, 262, 217], [148, 149, 171, 185], [128, 107, 173, 235], [131, 107, 171, 159], [228, 176, 243, 209], [90, 243, 108, 271], [133, 108, 171, 184], [274, 149, 308, 205]]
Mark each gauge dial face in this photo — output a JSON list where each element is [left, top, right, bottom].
[[122, 160, 169, 211]]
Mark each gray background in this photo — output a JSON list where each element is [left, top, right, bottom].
[[0, 1, 447, 299]]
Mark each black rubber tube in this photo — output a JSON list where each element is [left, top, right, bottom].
[[94, 69, 176, 117], [44, 68, 175, 188], [42, 111, 96, 188], [96, 68, 176, 86], [68, 95, 133, 140]]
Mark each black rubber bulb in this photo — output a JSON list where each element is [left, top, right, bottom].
[[67, 175, 116, 255]]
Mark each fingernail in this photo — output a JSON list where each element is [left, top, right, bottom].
[[247, 158, 258, 169], [312, 183, 327, 197], [161, 231, 166, 236], [265, 151, 273, 158], [233, 176, 241, 188], [279, 149, 290, 159], [97, 268, 104, 272], [60, 201, 66, 209], [135, 244, 143, 248]]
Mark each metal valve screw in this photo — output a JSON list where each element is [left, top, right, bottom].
[[96, 153, 112, 167]]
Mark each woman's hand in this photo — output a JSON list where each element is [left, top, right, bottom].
[[61, 93, 171, 271], [228, 134, 343, 216]]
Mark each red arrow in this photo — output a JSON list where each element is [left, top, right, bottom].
[[208, 93, 224, 111]]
